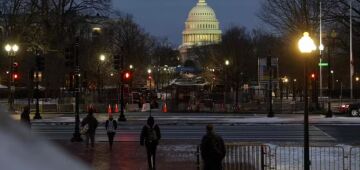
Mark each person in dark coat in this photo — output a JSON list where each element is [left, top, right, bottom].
[[140, 116, 161, 170], [105, 114, 117, 150], [20, 106, 31, 127], [81, 108, 98, 148], [201, 124, 226, 170]]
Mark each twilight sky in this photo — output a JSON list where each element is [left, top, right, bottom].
[[112, 0, 264, 46]]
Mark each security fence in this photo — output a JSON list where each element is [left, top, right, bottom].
[[196, 144, 359, 170], [350, 147, 360, 170], [275, 146, 345, 170]]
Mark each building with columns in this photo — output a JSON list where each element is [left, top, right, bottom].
[[179, 0, 222, 63]]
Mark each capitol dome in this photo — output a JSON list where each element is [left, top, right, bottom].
[[182, 0, 222, 47]]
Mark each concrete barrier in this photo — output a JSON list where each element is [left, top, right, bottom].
[[141, 103, 150, 112], [126, 104, 139, 112]]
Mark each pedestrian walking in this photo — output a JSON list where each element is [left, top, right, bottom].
[[140, 116, 161, 170], [105, 114, 117, 150], [20, 106, 31, 127], [201, 124, 226, 170], [81, 108, 98, 148]]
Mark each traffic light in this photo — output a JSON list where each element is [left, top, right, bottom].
[[113, 55, 120, 70], [121, 70, 132, 84], [311, 73, 316, 79], [13, 73, 19, 80], [36, 54, 45, 71], [65, 47, 74, 68], [12, 62, 19, 81]]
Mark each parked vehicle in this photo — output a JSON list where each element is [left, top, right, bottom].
[[339, 103, 360, 117]]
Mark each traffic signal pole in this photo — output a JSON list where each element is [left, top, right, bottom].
[[71, 38, 83, 142], [9, 54, 14, 111], [118, 54, 126, 121]]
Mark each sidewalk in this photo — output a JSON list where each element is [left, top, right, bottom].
[[11, 111, 360, 125], [57, 141, 198, 170]]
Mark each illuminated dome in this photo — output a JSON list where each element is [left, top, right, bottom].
[[182, 0, 222, 47]]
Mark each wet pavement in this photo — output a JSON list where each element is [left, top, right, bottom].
[[56, 141, 199, 170]]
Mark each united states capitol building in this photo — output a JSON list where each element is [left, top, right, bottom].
[[179, 0, 222, 63]]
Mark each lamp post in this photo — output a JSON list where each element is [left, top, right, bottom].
[[148, 69, 152, 116], [326, 30, 337, 118], [298, 32, 316, 170], [293, 79, 297, 101], [283, 77, 289, 99], [97, 54, 106, 103], [267, 55, 274, 117], [224, 60, 230, 110], [71, 38, 83, 142], [33, 71, 42, 119], [5, 44, 19, 111], [356, 76, 359, 99]]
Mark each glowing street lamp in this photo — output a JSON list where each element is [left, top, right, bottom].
[[99, 54, 106, 62], [298, 32, 316, 170], [4, 43, 19, 111], [225, 59, 230, 66]]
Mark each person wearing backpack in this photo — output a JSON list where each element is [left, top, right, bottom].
[[105, 114, 117, 150], [140, 116, 161, 170], [81, 108, 98, 148], [201, 124, 226, 170]]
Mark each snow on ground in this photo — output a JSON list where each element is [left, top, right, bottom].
[[0, 104, 89, 170]]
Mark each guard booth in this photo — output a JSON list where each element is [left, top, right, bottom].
[[166, 76, 211, 112]]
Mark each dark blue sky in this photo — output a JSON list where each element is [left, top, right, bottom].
[[113, 0, 264, 46]]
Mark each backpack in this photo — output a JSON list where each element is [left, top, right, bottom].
[[107, 120, 115, 133], [146, 125, 158, 142], [80, 124, 89, 135]]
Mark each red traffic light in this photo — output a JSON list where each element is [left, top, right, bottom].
[[311, 73, 315, 79], [121, 71, 133, 84], [13, 73, 19, 80], [148, 75, 152, 80], [124, 72, 130, 79]]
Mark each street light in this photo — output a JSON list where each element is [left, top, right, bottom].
[[129, 64, 133, 69], [147, 69, 152, 116], [283, 77, 289, 99], [225, 60, 230, 66], [293, 79, 297, 101], [99, 54, 106, 61], [97, 54, 106, 103], [298, 32, 316, 170], [356, 76, 360, 99], [224, 60, 230, 111], [4, 43, 19, 111]]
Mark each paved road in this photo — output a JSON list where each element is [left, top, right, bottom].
[[31, 123, 350, 143]]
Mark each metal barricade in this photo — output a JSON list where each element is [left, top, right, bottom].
[[275, 145, 345, 170], [350, 147, 360, 170], [197, 144, 271, 170]]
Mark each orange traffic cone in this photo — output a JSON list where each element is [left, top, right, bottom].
[[107, 104, 112, 114], [162, 102, 168, 113], [114, 104, 119, 113]]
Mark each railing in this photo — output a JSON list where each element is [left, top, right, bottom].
[[350, 147, 360, 170], [196, 144, 359, 170], [275, 146, 345, 170], [197, 144, 271, 170]]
